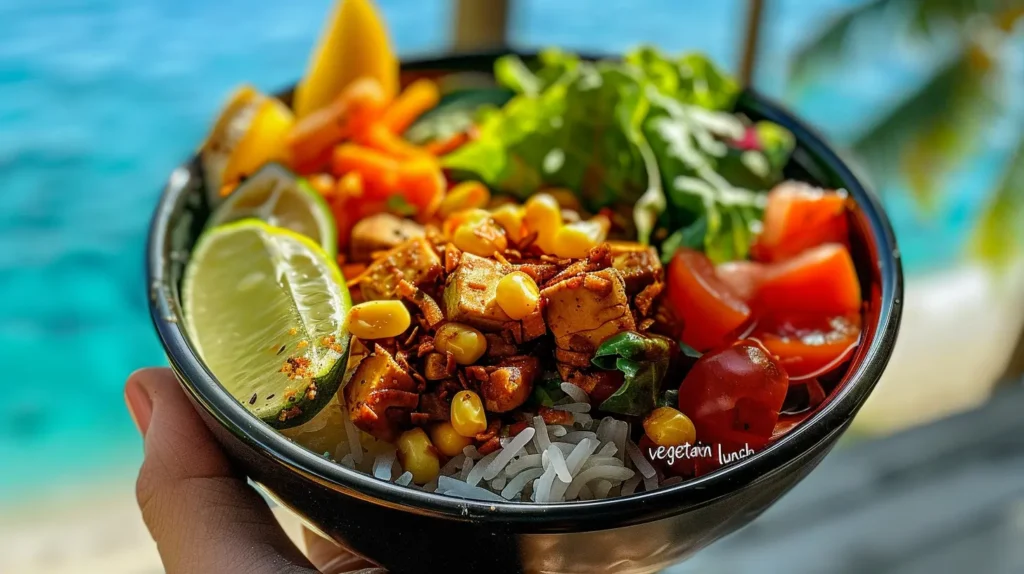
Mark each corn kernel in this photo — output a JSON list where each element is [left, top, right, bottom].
[[442, 208, 489, 238], [396, 428, 441, 484], [496, 271, 540, 320], [347, 300, 411, 340], [452, 219, 508, 257], [450, 390, 487, 437], [438, 181, 491, 219], [551, 217, 609, 259], [490, 203, 525, 241], [643, 406, 697, 447], [545, 188, 582, 211], [524, 193, 562, 253], [429, 421, 472, 457], [434, 322, 487, 365]]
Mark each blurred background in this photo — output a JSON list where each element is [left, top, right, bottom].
[[0, 0, 1022, 572]]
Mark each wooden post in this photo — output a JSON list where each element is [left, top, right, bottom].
[[453, 0, 510, 52], [739, 0, 766, 86]]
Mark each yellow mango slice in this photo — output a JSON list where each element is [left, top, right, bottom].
[[201, 85, 295, 200], [293, 0, 399, 119]]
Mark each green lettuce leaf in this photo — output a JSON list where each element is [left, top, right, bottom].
[[592, 331, 674, 416], [442, 46, 792, 254]]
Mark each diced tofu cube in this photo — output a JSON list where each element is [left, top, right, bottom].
[[349, 213, 425, 263], [343, 347, 419, 441], [541, 268, 635, 355], [442, 253, 513, 331], [607, 241, 663, 294], [361, 237, 442, 301]]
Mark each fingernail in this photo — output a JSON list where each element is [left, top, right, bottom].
[[125, 379, 153, 436]]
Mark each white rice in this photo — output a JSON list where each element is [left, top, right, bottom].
[[459, 457, 474, 481], [437, 476, 506, 502], [483, 428, 536, 480], [593, 480, 613, 499], [341, 409, 363, 464], [553, 402, 592, 413], [546, 444, 572, 482], [465, 450, 501, 487], [532, 464, 558, 503], [372, 450, 396, 480], [440, 453, 467, 475], [562, 431, 598, 444], [325, 405, 674, 503], [626, 440, 657, 479], [502, 467, 545, 500], [597, 442, 618, 457], [621, 474, 641, 495], [560, 382, 590, 403], [643, 472, 660, 493], [506, 454, 543, 476], [532, 416, 551, 452]]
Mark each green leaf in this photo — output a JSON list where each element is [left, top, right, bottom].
[[656, 388, 680, 409], [971, 135, 1024, 268], [592, 332, 674, 416], [404, 88, 513, 145], [530, 374, 565, 408], [386, 194, 418, 217], [789, 0, 894, 88], [851, 49, 996, 207]]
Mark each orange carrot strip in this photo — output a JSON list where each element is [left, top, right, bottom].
[[378, 79, 440, 134], [355, 123, 432, 160], [288, 78, 388, 173], [424, 130, 470, 156]]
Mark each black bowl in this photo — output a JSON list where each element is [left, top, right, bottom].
[[147, 52, 903, 574]]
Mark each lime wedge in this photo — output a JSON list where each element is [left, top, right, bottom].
[[182, 219, 352, 428], [208, 163, 337, 257]]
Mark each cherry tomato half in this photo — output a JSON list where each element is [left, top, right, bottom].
[[752, 182, 849, 262], [752, 312, 861, 380], [667, 249, 752, 351], [678, 340, 788, 448]]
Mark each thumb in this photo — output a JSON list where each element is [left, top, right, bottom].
[[126, 367, 317, 574]]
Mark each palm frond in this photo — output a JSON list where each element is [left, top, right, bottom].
[[972, 135, 1024, 267], [849, 48, 997, 205], [789, 0, 896, 86], [909, 0, 1024, 38]]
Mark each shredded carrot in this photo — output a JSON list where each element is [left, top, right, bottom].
[[356, 123, 432, 160], [307, 173, 337, 200], [424, 130, 470, 156], [378, 79, 440, 134], [288, 78, 388, 173], [342, 263, 368, 281], [332, 144, 443, 217]]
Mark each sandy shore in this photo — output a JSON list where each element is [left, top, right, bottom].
[[2, 263, 1021, 574]]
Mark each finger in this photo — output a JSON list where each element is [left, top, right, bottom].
[[302, 528, 381, 574], [126, 367, 317, 574]]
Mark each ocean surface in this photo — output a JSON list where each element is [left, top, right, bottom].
[[0, 0, 1011, 500]]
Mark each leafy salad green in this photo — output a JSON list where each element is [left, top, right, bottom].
[[440, 47, 795, 263]]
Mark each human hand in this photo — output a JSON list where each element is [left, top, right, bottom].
[[125, 367, 384, 574]]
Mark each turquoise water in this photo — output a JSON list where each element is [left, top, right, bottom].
[[0, 0, 1011, 499]]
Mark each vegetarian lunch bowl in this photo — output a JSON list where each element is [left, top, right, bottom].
[[147, 0, 903, 572]]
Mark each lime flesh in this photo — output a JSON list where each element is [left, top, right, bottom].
[[183, 219, 351, 427], [209, 163, 337, 257]]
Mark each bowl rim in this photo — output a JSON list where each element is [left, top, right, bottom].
[[147, 50, 903, 530]]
